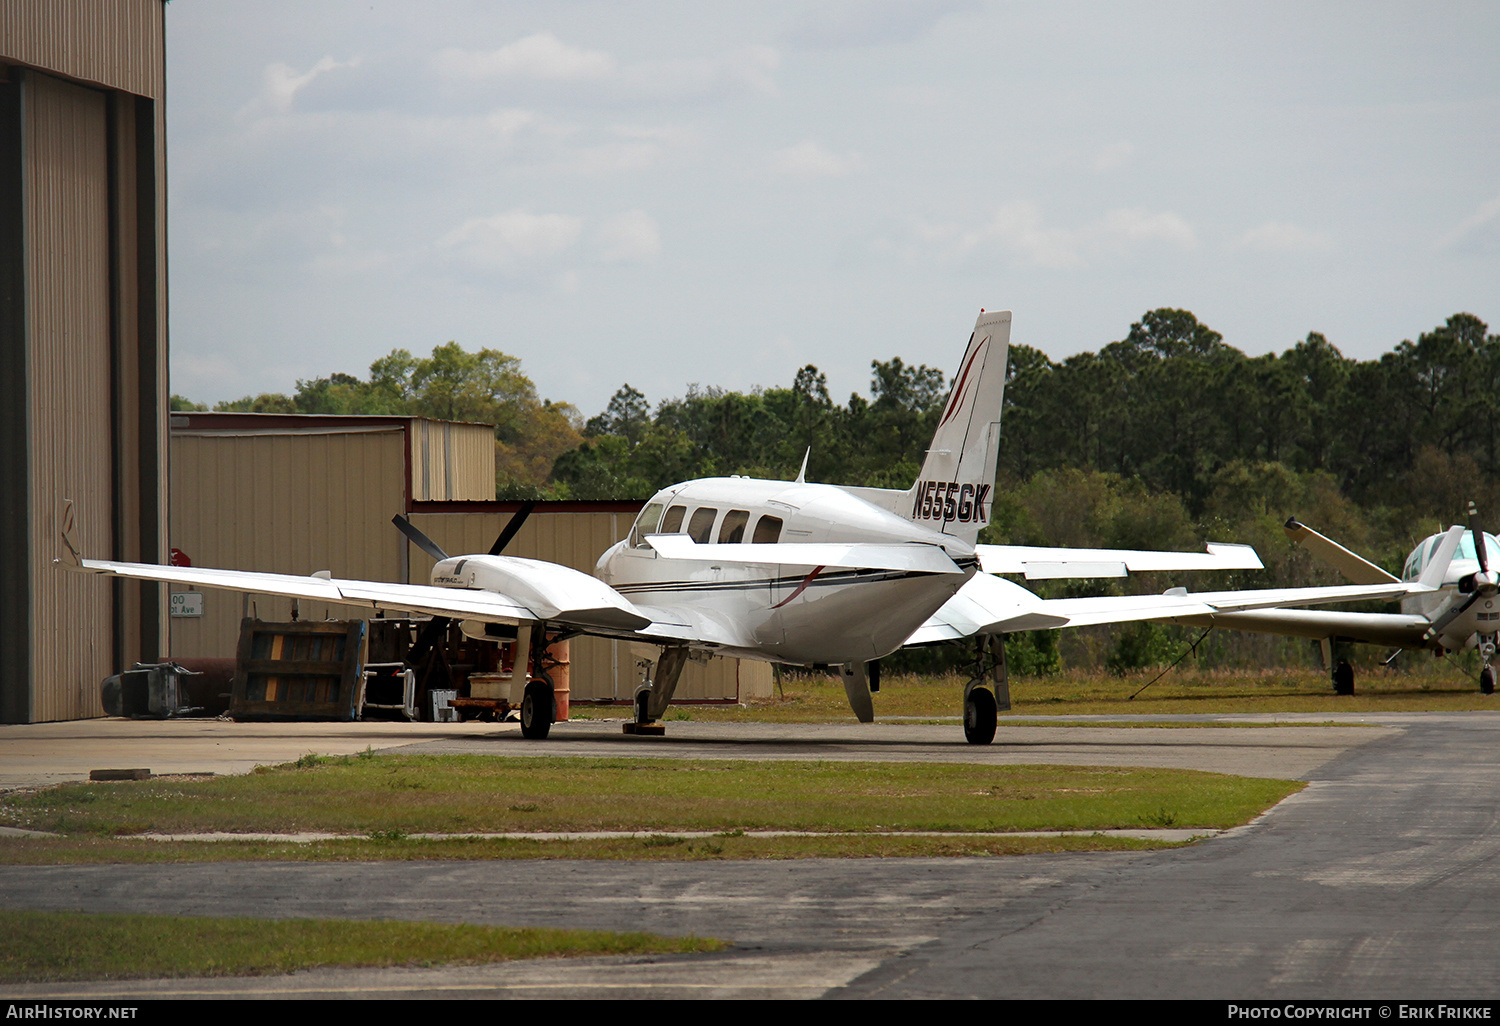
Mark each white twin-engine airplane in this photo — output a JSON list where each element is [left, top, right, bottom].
[[58, 310, 1457, 743]]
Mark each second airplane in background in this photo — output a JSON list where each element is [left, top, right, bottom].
[[1143, 508, 1495, 694]]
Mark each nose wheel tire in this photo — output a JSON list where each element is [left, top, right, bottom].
[[964, 686, 997, 745], [520, 679, 554, 739], [1482, 666, 1495, 695]]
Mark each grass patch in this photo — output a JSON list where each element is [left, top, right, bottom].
[[675, 668, 1500, 722], [0, 909, 722, 983], [0, 830, 1187, 866], [0, 754, 1298, 863]]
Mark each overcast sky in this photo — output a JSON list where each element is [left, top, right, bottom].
[[164, 1, 1500, 419]]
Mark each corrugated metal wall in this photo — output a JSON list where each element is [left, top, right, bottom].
[[409, 420, 495, 502], [168, 417, 771, 705], [168, 427, 410, 659], [0, 0, 164, 99], [1, 2, 170, 723], [23, 72, 113, 720]]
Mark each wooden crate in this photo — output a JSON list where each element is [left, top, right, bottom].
[[230, 619, 366, 721]]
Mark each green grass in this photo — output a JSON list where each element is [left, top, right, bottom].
[[0, 830, 1186, 865], [669, 668, 1500, 722], [0, 754, 1299, 863], [0, 909, 723, 983]]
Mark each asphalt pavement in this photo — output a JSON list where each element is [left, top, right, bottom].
[[2, 713, 1498, 999]]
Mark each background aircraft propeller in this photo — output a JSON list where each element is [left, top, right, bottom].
[[392, 514, 449, 563], [1424, 501, 1500, 644], [395, 503, 538, 668]]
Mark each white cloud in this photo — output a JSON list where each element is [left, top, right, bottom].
[[908, 201, 1198, 269], [246, 55, 360, 116], [436, 33, 614, 81], [769, 140, 864, 178], [562, 125, 696, 175], [1093, 141, 1134, 173], [1096, 208, 1198, 251], [483, 108, 540, 140], [437, 35, 778, 100], [594, 210, 662, 263], [985, 201, 1085, 269], [1436, 197, 1500, 254], [781, 0, 978, 48], [1235, 221, 1334, 254], [438, 209, 584, 273], [620, 46, 780, 98]]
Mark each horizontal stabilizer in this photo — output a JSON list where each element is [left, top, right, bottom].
[[1284, 517, 1400, 585], [976, 542, 1261, 579]]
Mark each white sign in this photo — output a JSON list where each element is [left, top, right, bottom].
[[170, 592, 204, 617]]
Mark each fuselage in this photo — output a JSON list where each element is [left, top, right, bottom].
[[1401, 528, 1500, 648], [594, 476, 979, 665]]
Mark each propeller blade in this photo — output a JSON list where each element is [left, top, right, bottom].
[[1470, 501, 1489, 574], [489, 501, 537, 556], [393, 514, 449, 563], [1425, 590, 1482, 643]]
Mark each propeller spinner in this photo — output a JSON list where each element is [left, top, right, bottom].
[[1424, 501, 1499, 644]]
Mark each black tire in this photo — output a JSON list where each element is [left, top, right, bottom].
[[1332, 660, 1355, 696], [1482, 666, 1495, 695], [634, 689, 651, 724], [964, 686, 997, 745], [520, 680, 553, 739]]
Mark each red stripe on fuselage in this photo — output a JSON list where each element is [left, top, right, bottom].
[[771, 565, 827, 609]]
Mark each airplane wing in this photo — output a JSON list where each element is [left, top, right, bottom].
[[974, 542, 1262, 579], [1160, 608, 1431, 648], [57, 553, 653, 633], [907, 527, 1462, 645], [629, 602, 762, 649]]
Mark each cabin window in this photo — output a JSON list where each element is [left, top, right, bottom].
[[719, 510, 750, 544], [660, 505, 687, 534], [752, 515, 783, 544], [630, 503, 664, 548], [688, 507, 718, 544]]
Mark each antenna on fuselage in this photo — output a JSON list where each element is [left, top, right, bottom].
[[795, 448, 810, 484]]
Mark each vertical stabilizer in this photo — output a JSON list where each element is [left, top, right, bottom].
[[907, 310, 1011, 544]]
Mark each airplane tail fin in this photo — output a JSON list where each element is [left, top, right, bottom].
[[905, 310, 1011, 545]]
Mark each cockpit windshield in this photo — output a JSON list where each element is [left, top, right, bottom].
[[1456, 532, 1500, 563], [1404, 530, 1500, 580]]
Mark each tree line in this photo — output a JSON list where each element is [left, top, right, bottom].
[[173, 307, 1497, 673]]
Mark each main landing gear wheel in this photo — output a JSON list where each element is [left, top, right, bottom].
[[520, 679, 554, 739], [634, 688, 651, 725], [1332, 660, 1355, 696], [1482, 666, 1495, 695], [964, 686, 997, 745]]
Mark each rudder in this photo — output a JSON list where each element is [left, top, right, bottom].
[[907, 309, 1011, 544]]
